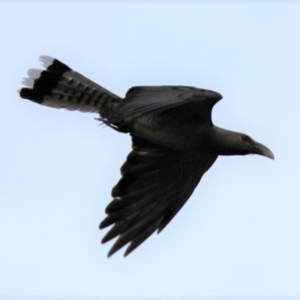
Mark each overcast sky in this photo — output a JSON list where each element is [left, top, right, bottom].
[[1, 2, 300, 299]]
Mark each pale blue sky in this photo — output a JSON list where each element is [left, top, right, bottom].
[[1, 2, 300, 299]]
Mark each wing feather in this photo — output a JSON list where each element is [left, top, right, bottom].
[[113, 86, 222, 122], [100, 135, 217, 256]]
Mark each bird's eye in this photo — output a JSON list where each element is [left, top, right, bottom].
[[241, 134, 251, 143]]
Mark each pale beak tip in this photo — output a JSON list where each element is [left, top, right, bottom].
[[261, 148, 274, 160], [268, 151, 275, 160], [253, 142, 274, 160]]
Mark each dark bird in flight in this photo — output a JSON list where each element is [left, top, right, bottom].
[[19, 56, 274, 257]]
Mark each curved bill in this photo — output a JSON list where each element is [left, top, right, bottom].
[[253, 141, 275, 160]]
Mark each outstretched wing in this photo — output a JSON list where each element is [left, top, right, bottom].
[[113, 86, 222, 124], [19, 56, 121, 114], [100, 135, 217, 257]]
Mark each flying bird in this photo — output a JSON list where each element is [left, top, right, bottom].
[[19, 56, 274, 257]]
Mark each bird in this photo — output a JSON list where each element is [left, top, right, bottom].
[[19, 56, 274, 257]]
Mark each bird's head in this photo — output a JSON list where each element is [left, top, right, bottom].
[[237, 133, 274, 159]]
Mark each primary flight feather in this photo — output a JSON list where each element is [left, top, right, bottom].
[[19, 56, 274, 257]]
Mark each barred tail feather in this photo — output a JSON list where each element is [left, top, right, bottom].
[[19, 56, 122, 115]]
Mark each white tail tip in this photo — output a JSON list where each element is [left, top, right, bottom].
[[27, 68, 42, 80], [39, 55, 54, 68]]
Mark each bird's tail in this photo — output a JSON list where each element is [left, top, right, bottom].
[[19, 56, 122, 118]]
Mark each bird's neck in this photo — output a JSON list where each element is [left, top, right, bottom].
[[203, 126, 244, 155]]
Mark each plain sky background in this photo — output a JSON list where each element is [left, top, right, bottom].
[[1, 1, 300, 299]]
